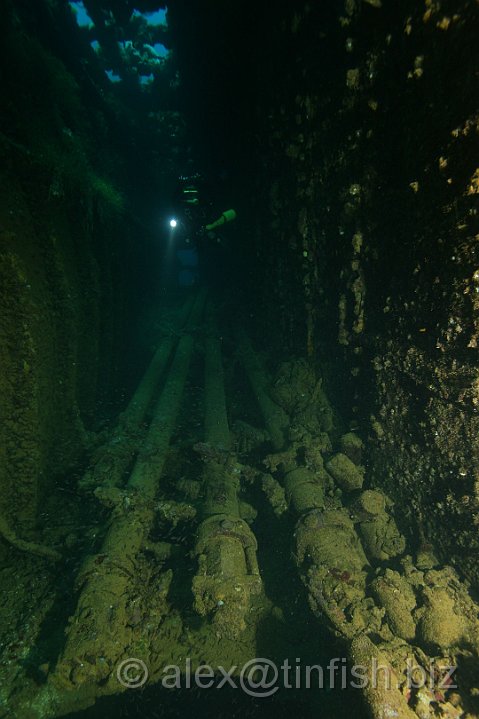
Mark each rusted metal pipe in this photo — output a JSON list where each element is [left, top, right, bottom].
[[38, 289, 207, 714], [192, 307, 261, 639], [80, 294, 196, 491], [235, 327, 288, 450]]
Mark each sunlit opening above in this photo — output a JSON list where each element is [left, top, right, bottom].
[[69, 1, 94, 29]]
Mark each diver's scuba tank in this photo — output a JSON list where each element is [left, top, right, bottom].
[[175, 174, 204, 213], [182, 185, 200, 206], [205, 208, 237, 231]]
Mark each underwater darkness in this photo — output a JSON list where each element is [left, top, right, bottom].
[[1, 0, 479, 718]]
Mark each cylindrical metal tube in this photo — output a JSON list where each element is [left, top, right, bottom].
[[50, 289, 207, 695], [192, 309, 261, 639], [81, 294, 196, 491], [236, 327, 288, 450]]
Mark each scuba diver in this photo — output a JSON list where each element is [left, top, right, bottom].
[[169, 173, 237, 288]]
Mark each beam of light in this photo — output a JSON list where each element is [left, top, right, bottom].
[[169, 218, 177, 228]]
